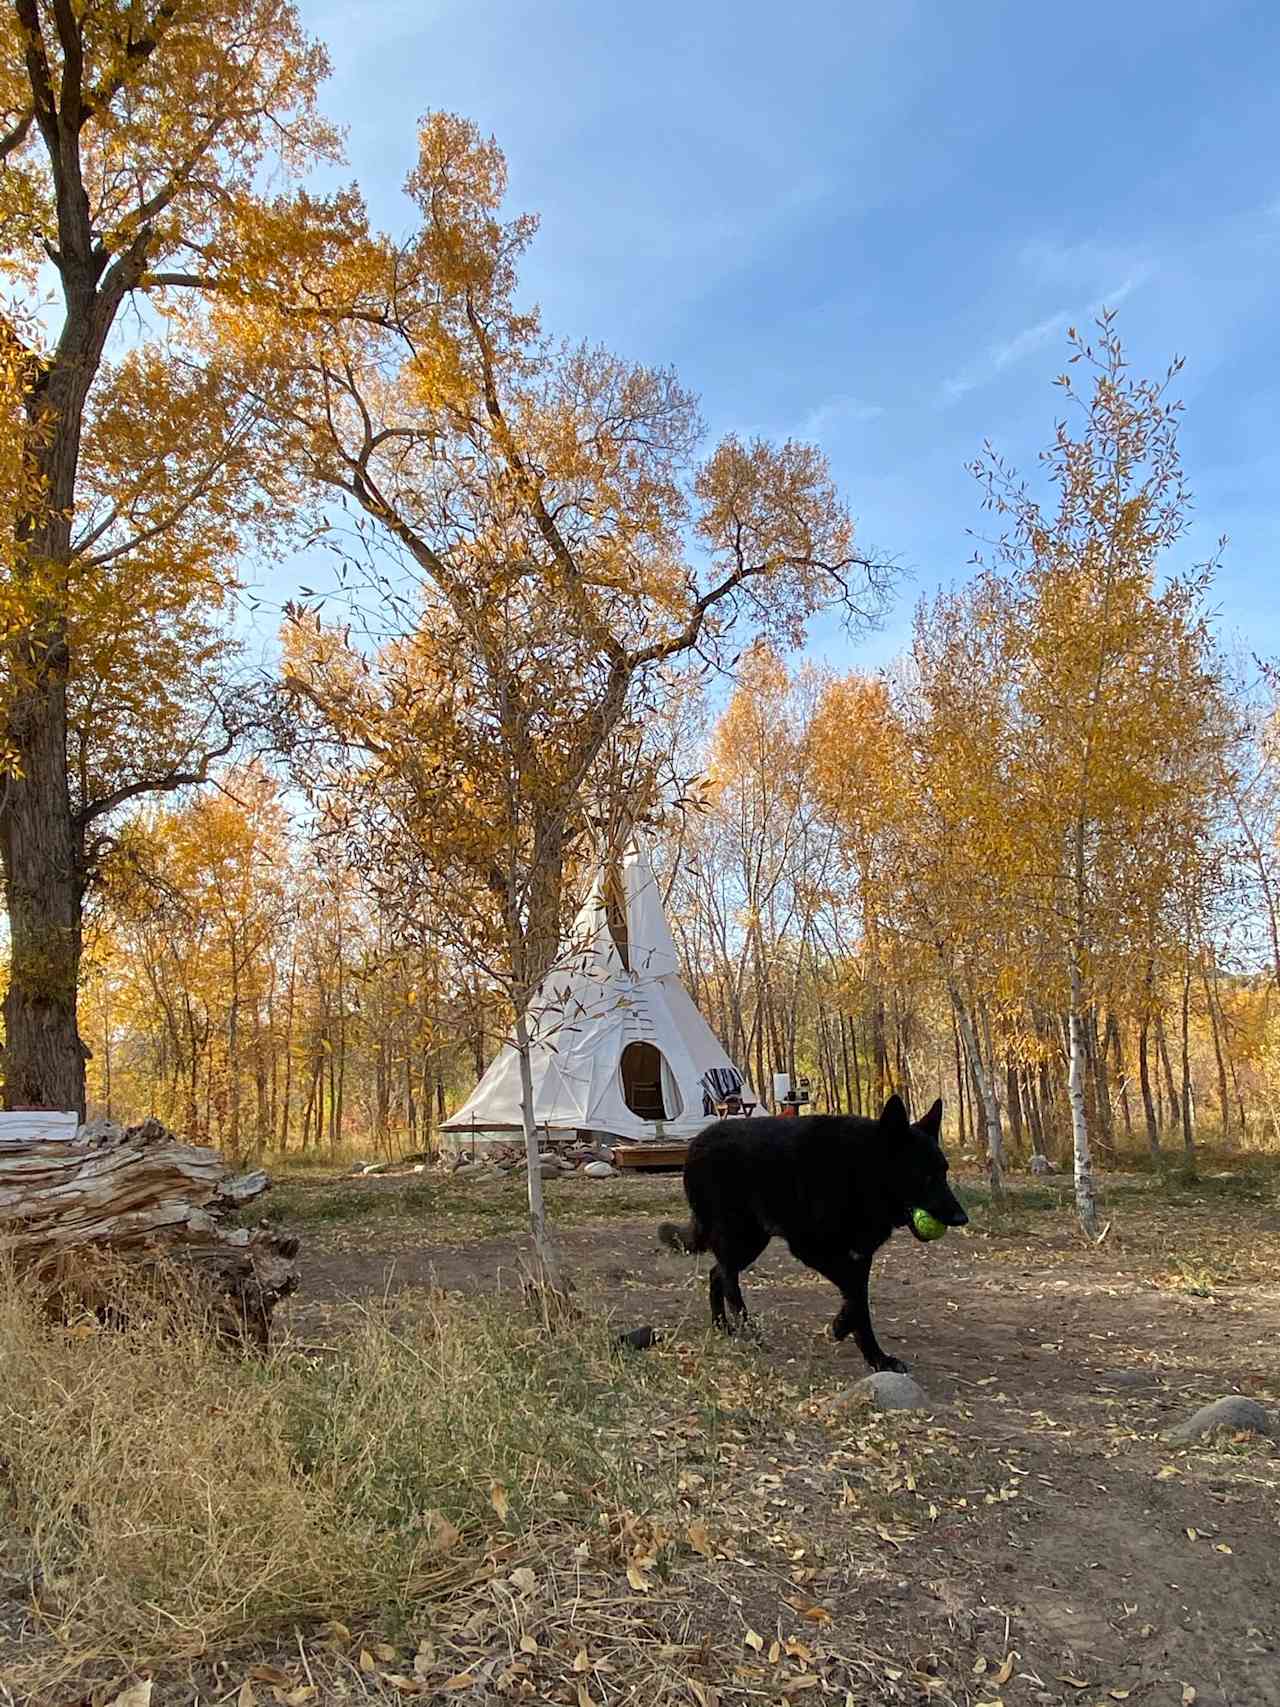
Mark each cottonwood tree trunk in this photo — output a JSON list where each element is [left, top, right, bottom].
[[1006, 1060, 1024, 1152], [1106, 1011, 1132, 1142], [1023, 1065, 1050, 1167], [1203, 954, 1231, 1141], [3, 202, 153, 1115], [1155, 1013, 1181, 1127], [1180, 959, 1195, 1161], [1067, 960, 1100, 1237], [2, 665, 86, 1114], [1088, 1009, 1115, 1161], [1137, 1016, 1159, 1154], [948, 982, 1003, 1193], [513, 1005, 564, 1293]]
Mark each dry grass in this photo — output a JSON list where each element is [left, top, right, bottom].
[[0, 1263, 690, 1698]]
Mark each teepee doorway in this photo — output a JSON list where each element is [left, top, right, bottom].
[[620, 1041, 668, 1121]]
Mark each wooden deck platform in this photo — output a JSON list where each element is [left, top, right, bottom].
[[612, 1139, 689, 1172]]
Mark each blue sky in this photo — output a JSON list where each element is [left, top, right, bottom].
[[290, 0, 1280, 676]]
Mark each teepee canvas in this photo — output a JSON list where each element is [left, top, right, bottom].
[[441, 838, 759, 1143]]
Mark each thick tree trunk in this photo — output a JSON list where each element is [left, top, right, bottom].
[[1, 670, 86, 1115], [0, 1117, 300, 1348], [4, 240, 141, 1116]]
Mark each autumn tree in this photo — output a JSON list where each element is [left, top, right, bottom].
[[0, 0, 339, 1112], [974, 315, 1228, 1232], [262, 113, 892, 1284], [811, 597, 1022, 1193]]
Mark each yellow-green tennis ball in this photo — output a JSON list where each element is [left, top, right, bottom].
[[911, 1208, 948, 1241]]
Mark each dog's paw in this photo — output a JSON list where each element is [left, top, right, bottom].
[[874, 1356, 910, 1375]]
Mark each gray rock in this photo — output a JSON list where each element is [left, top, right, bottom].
[[850, 1371, 931, 1411], [537, 1158, 561, 1179], [348, 1159, 372, 1174], [583, 1160, 616, 1179], [1165, 1395, 1276, 1444]]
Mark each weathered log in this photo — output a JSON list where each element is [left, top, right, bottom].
[[0, 1116, 300, 1348]]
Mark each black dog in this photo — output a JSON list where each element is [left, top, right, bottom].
[[658, 1094, 966, 1371]]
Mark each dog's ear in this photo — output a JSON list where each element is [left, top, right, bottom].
[[918, 1098, 943, 1138], [879, 1094, 909, 1134]]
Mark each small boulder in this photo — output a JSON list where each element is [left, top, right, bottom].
[[348, 1159, 371, 1174], [1164, 1395, 1276, 1444], [849, 1370, 931, 1411], [583, 1160, 616, 1179]]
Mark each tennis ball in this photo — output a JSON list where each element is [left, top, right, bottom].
[[910, 1207, 948, 1241]]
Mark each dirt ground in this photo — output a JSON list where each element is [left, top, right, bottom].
[[260, 1164, 1280, 1707]]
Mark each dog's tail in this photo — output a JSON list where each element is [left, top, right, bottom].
[[658, 1218, 707, 1255]]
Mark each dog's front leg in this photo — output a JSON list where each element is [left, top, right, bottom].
[[830, 1255, 907, 1373]]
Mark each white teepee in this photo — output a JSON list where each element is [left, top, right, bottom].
[[442, 838, 759, 1144]]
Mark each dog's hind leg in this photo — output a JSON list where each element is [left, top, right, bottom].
[[796, 1250, 907, 1373], [710, 1228, 768, 1336]]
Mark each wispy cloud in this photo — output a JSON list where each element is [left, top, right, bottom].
[[939, 268, 1149, 406], [797, 394, 886, 438]]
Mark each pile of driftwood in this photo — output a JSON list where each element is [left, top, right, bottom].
[[0, 1116, 299, 1348]]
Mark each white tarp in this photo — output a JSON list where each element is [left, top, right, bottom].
[[442, 837, 757, 1142]]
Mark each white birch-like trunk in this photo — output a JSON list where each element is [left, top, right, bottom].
[[1067, 958, 1100, 1237]]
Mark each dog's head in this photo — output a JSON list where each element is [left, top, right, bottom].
[[878, 1094, 968, 1237]]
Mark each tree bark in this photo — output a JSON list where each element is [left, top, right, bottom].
[[1203, 952, 1231, 1141], [1005, 1058, 1024, 1152], [947, 981, 1003, 1192], [1067, 961, 1100, 1237], [1155, 1012, 1181, 1126], [1137, 1016, 1159, 1154], [513, 1004, 564, 1293], [1180, 958, 1195, 1161]]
